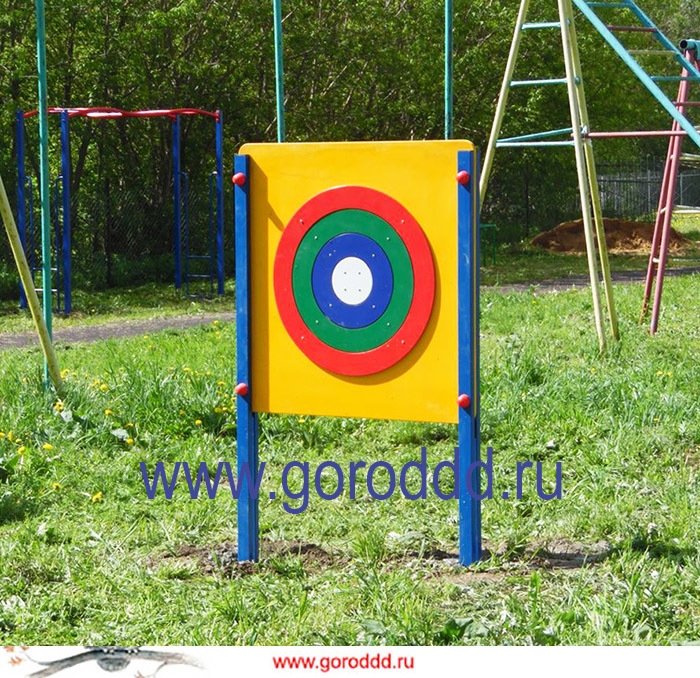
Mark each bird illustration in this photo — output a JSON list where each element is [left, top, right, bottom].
[[27, 646, 202, 677]]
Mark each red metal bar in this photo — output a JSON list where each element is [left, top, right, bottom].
[[23, 107, 219, 121], [673, 101, 700, 107], [605, 25, 657, 32], [586, 130, 694, 138]]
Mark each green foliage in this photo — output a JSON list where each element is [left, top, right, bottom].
[[0, 0, 697, 277]]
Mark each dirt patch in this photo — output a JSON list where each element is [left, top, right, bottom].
[[151, 537, 613, 582], [532, 218, 690, 254], [436, 538, 613, 585], [150, 539, 346, 578], [526, 538, 613, 569]]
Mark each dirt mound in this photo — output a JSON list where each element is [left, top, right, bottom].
[[532, 218, 690, 254]]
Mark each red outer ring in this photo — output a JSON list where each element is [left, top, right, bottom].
[[274, 186, 435, 376]]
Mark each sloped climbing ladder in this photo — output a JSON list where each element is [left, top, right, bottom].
[[638, 42, 700, 333], [481, 0, 619, 351]]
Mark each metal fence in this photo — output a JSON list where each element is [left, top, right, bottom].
[[597, 156, 700, 219]]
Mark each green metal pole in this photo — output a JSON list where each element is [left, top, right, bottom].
[[35, 0, 52, 381], [444, 0, 454, 139], [273, 0, 286, 142]]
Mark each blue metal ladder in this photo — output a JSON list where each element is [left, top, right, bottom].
[[181, 170, 217, 298], [21, 175, 62, 313]]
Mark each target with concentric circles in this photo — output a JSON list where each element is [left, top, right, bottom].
[[274, 186, 435, 376]]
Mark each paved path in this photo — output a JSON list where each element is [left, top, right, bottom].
[[494, 265, 700, 294], [0, 312, 234, 351], [1, 266, 698, 351]]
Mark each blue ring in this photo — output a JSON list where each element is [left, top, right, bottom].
[[311, 233, 393, 329]]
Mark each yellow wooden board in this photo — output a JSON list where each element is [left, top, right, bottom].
[[242, 140, 474, 424]]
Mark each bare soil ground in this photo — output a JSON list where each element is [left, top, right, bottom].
[[531, 217, 690, 254]]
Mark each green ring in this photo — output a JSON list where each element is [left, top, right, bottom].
[[292, 210, 414, 352]]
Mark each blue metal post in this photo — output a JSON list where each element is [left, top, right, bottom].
[[215, 110, 225, 295], [16, 111, 28, 309], [444, 0, 454, 139], [457, 149, 481, 566], [60, 110, 71, 313], [235, 154, 259, 562], [173, 115, 182, 289], [272, 0, 286, 142]]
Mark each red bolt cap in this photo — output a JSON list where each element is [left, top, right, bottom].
[[456, 170, 470, 185], [235, 382, 249, 396], [457, 393, 471, 409], [232, 172, 246, 186]]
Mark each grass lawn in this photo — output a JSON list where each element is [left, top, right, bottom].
[[1, 272, 699, 645]]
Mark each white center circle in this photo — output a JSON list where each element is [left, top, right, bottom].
[[331, 256, 373, 306]]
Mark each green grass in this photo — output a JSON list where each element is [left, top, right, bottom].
[[1, 273, 700, 645]]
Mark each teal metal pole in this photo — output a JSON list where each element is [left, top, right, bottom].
[[273, 0, 286, 142], [444, 0, 454, 139], [35, 0, 52, 381]]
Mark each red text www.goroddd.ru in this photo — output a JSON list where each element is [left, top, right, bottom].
[[140, 447, 562, 513]]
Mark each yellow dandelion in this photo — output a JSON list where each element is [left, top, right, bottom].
[[142, 334, 149, 339], [126, 438, 134, 445], [7, 431, 13, 442], [656, 370, 664, 376], [91, 491, 103, 503], [100, 384, 109, 392], [53, 401, 64, 411], [667, 372, 673, 377], [217, 381, 226, 387], [15, 438, 22, 444], [214, 407, 223, 414], [195, 419, 202, 426], [60, 368, 70, 378], [42, 443, 53, 451], [104, 409, 113, 416], [298, 417, 306, 423], [0, 432, 4, 439], [17, 446, 25, 455], [213, 320, 220, 326], [52, 482, 62, 490], [126, 423, 134, 428]]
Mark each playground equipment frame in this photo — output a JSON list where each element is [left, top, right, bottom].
[[16, 107, 225, 313]]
